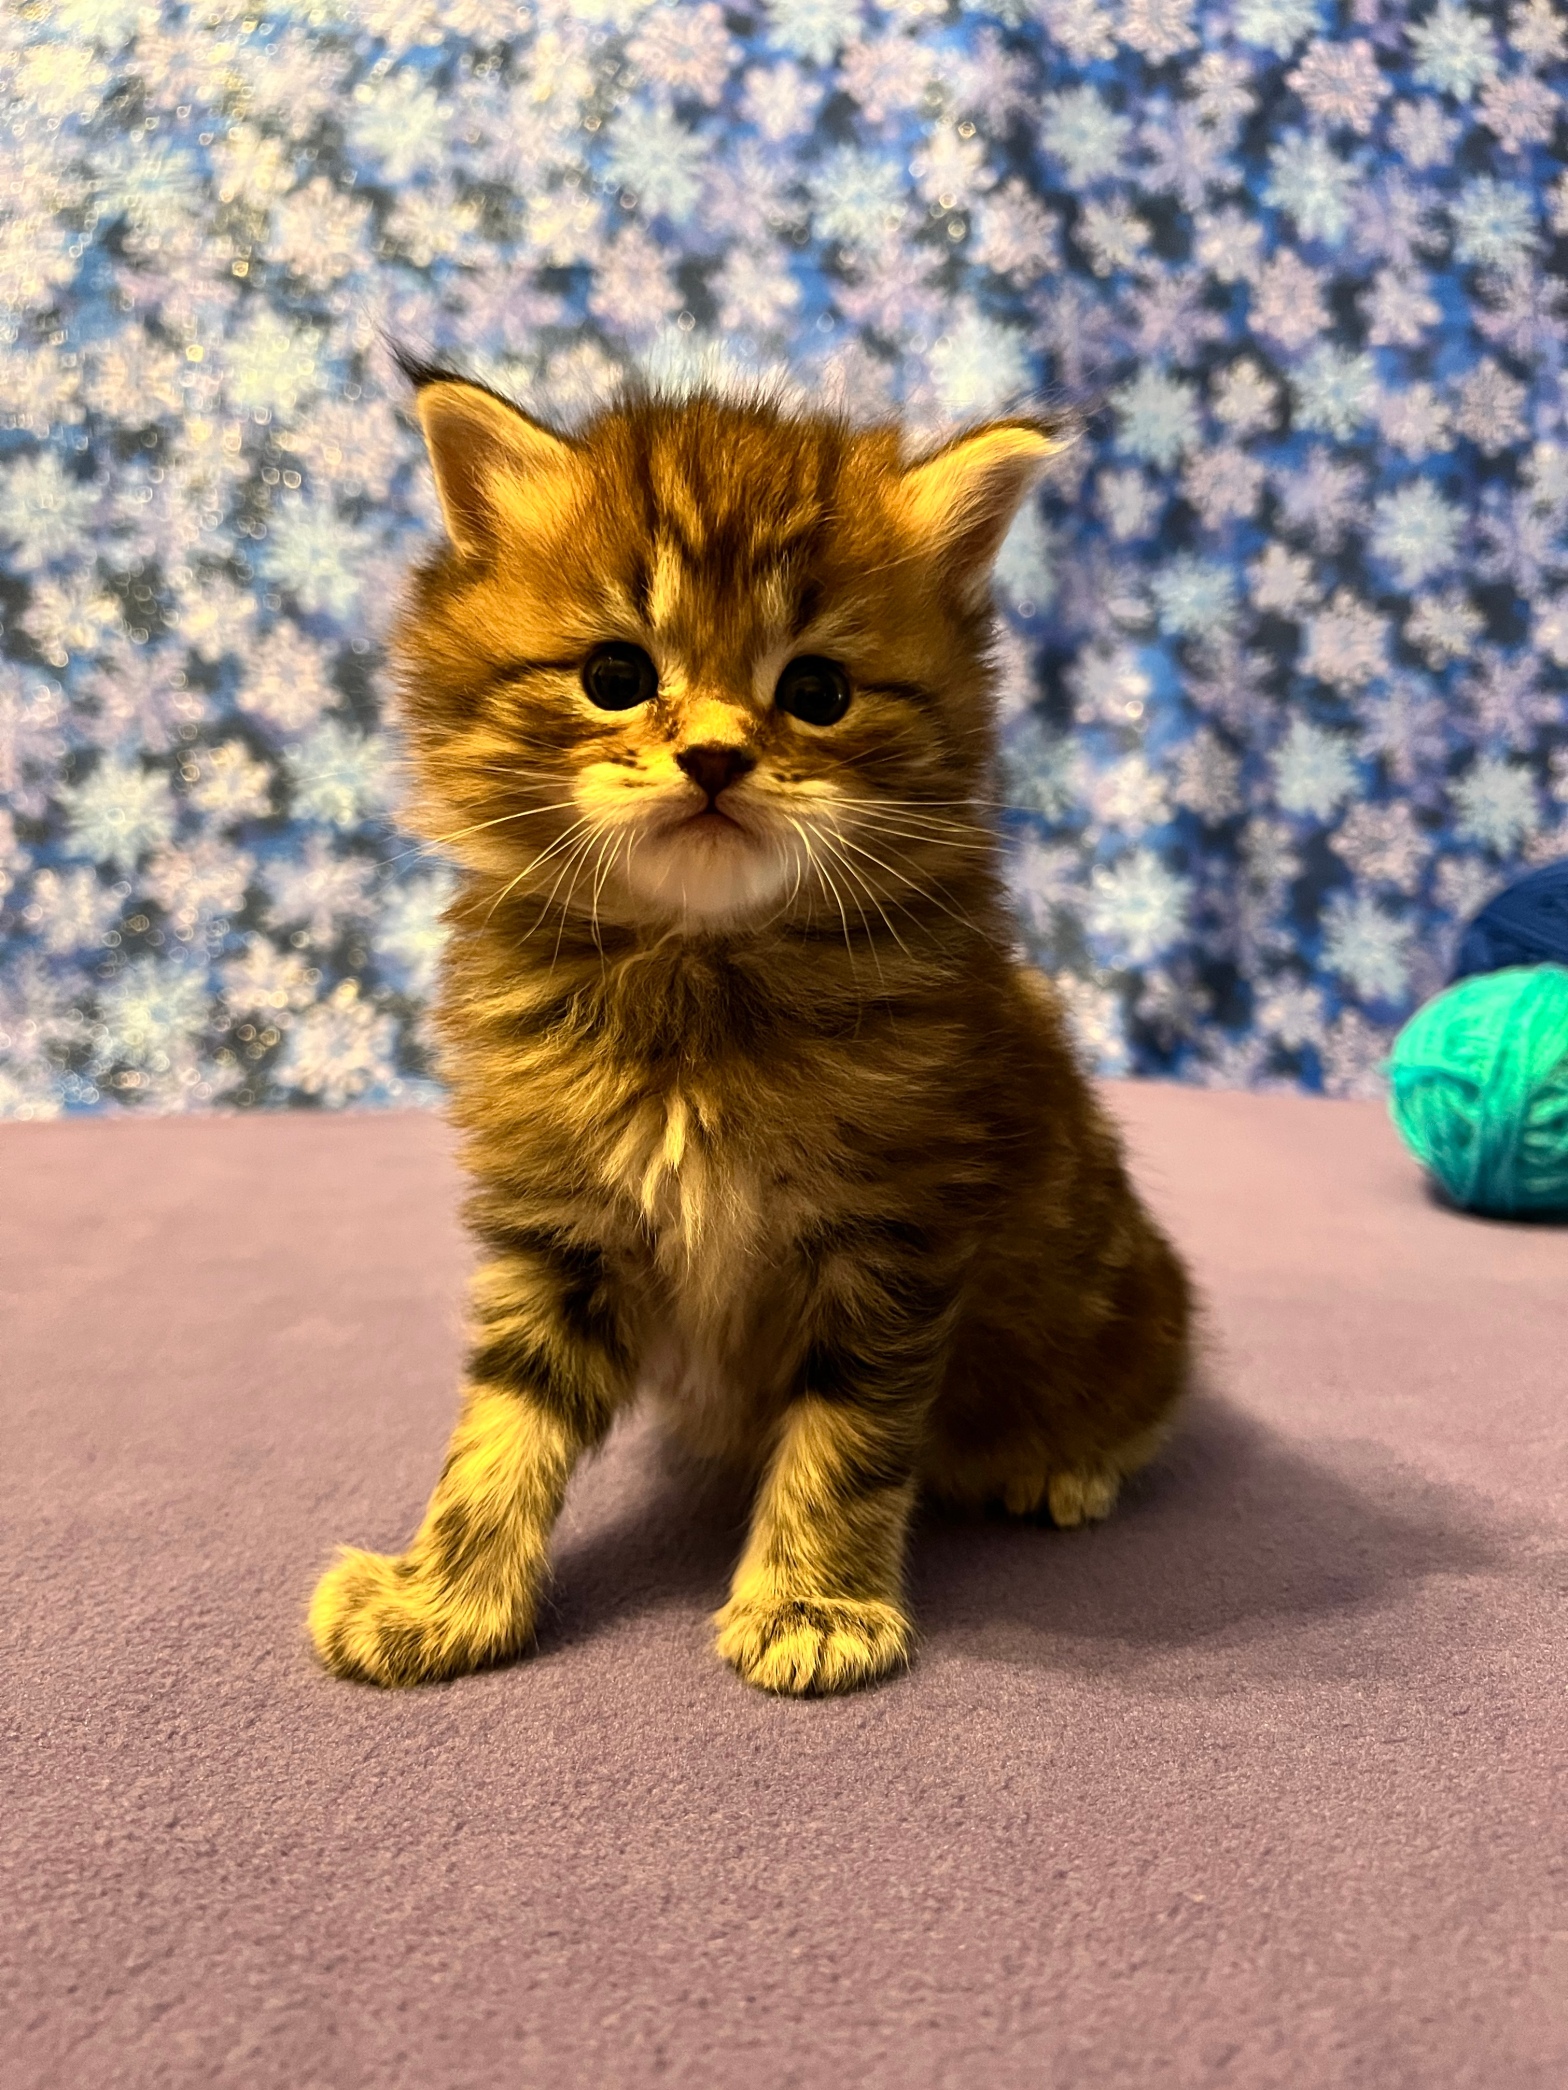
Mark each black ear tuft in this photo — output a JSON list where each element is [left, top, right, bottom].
[[390, 342, 465, 392]]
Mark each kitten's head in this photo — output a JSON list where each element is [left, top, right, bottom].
[[396, 376, 1062, 939]]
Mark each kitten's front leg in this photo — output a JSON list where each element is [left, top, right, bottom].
[[716, 1393, 922, 1695], [309, 1242, 635, 1687], [717, 1252, 961, 1695]]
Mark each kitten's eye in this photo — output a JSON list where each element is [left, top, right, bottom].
[[582, 641, 657, 711], [775, 655, 851, 727]]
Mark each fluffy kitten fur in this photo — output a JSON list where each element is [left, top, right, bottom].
[[308, 376, 1191, 1696]]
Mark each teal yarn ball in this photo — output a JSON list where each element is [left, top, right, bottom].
[[1388, 965, 1568, 1216]]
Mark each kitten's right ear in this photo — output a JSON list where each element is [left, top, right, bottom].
[[412, 377, 576, 558], [895, 419, 1066, 599]]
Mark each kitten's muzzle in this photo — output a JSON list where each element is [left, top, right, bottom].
[[676, 744, 756, 805]]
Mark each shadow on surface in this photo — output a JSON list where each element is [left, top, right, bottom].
[[539, 1420, 753, 1652], [1423, 1178, 1568, 1227], [537, 1393, 1518, 1686], [913, 1389, 1520, 1687]]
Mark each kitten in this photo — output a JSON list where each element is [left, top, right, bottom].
[[308, 375, 1192, 1696]]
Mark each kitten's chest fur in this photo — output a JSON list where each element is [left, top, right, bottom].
[[609, 1079, 771, 1311], [600, 1073, 802, 1455], [458, 935, 966, 1457]]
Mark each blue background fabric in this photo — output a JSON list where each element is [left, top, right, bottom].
[[1, 0, 1565, 1118]]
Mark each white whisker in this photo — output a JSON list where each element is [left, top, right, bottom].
[[787, 816, 860, 985], [549, 826, 607, 972], [815, 833, 904, 972], [483, 816, 598, 927], [825, 822, 983, 938]]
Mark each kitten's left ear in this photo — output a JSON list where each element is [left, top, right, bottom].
[[896, 419, 1066, 594], [412, 375, 577, 558]]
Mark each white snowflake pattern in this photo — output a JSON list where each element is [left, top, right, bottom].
[[1042, 88, 1133, 188], [285, 724, 398, 830], [605, 103, 709, 224], [765, 0, 864, 67], [1171, 729, 1243, 822], [24, 866, 122, 955], [1113, 369, 1201, 468], [1332, 801, 1432, 891], [1288, 40, 1389, 132], [1210, 359, 1281, 436], [1407, 1, 1500, 102], [2, 0, 1566, 1115], [1406, 589, 1485, 665], [1452, 359, 1530, 452], [1040, 0, 1118, 65], [61, 758, 178, 872], [1263, 132, 1357, 243], [808, 146, 908, 249], [141, 836, 254, 939], [236, 624, 339, 737], [1076, 199, 1151, 278], [1087, 849, 1194, 964], [628, 3, 738, 105], [1248, 543, 1319, 617], [1250, 250, 1331, 350], [1118, 0, 1199, 64], [1301, 589, 1389, 689], [1151, 555, 1237, 637], [837, 41, 927, 129], [740, 61, 825, 141], [928, 308, 1032, 417], [1370, 481, 1465, 589], [375, 873, 455, 1000], [1376, 381, 1453, 457], [265, 835, 377, 944], [1389, 96, 1464, 168], [1320, 892, 1413, 1003], [1449, 176, 1538, 269], [1274, 719, 1360, 818], [1478, 71, 1561, 150], [0, 455, 100, 571], [1450, 755, 1540, 851], [274, 980, 399, 1105], [1234, 0, 1322, 59]]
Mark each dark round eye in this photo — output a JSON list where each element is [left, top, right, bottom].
[[582, 641, 657, 711], [775, 655, 851, 727]]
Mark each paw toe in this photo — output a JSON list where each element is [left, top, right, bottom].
[[308, 1548, 526, 1688], [1046, 1469, 1120, 1529], [1002, 1472, 1047, 1516], [714, 1595, 911, 1696]]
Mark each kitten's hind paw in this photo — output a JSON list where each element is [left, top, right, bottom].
[[1000, 1466, 1121, 1527], [307, 1547, 532, 1688], [1045, 1468, 1120, 1528], [714, 1593, 912, 1696]]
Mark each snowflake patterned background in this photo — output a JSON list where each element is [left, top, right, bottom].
[[1, 0, 1565, 1117]]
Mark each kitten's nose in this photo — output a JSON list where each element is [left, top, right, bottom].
[[676, 744, 755, 802]]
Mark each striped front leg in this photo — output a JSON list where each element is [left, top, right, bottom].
[[715, 1228, 959, 1695], [309, 1236, 635, 1687], [714, 1394, 920, 1696]]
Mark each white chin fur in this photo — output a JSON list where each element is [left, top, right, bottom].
[[620, 817, 794, 927]]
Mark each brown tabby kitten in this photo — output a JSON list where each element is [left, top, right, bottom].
[[307, 374, 1192, 1696]]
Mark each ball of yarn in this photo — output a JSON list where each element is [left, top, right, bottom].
[[1451, 858, 1568, 981], [1388, 966, 1568, 1215]]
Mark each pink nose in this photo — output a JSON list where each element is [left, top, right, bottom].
[[677, 744, 755, 802]]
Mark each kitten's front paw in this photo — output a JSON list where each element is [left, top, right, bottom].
[[714, 1593, 912, 1696], [308, 1547, 533, 1687]]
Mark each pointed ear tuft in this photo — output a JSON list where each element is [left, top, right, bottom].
[[414, 379, 576, 557], [897, 420, 1067, 589]]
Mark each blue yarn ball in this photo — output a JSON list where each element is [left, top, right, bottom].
[[1451, 857, 1568, 981], [1388, 966, 1568, 1216]]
